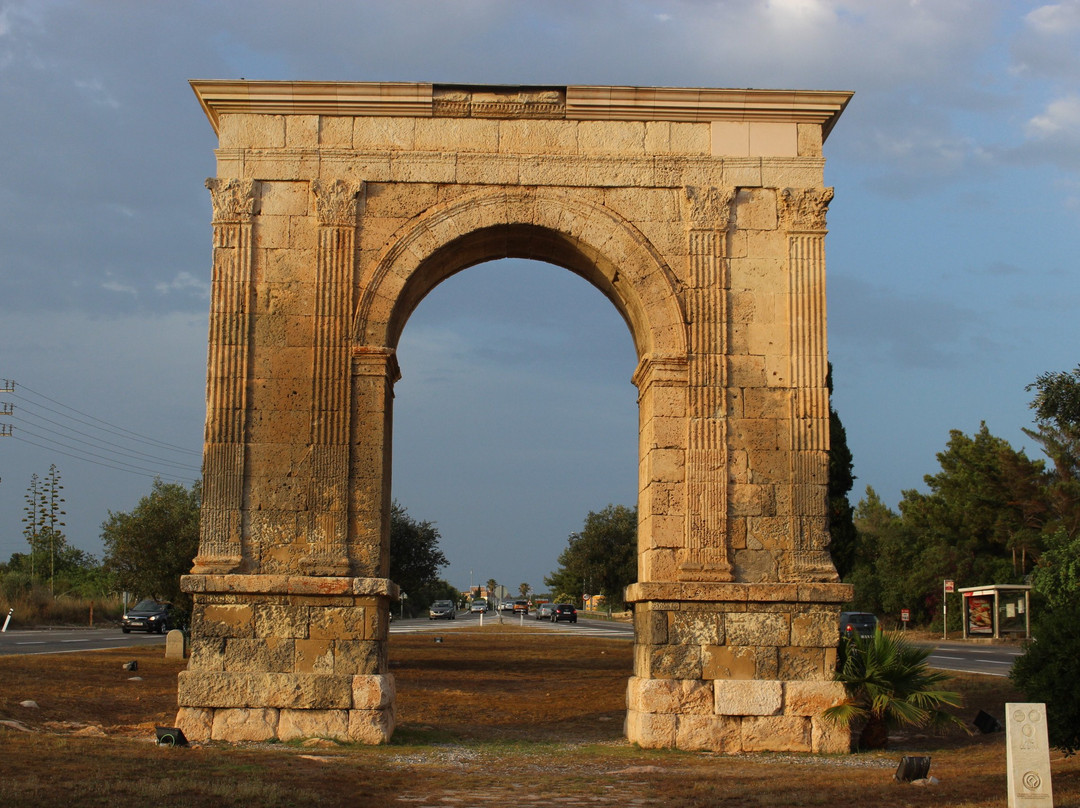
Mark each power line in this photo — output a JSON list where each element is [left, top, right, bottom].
[[0, 379, 202, 481], [11, 382, 201, 456]]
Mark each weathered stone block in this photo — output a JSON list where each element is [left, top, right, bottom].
[[702, 645, 759, 680], [224, 638, 294, 673], [784, 680, 847, 716], [714, 679, 783, 716], [175, 706, 213, 742], [254, 604, 310, 639], [625, 709, 677, 749], [278, 708, 349, 741], [676, 714, 742, 752], [211, 707, 280, 742], [741, 715, 811, 752], [196, 604, 255, 639], [778, 647, 828, 681], [294, 638, 335, 674], [352, 674, 396, 710], [348, 708, 395, 744], [811, 715, 851, 754], [670, 611, 723, 646], [725, 612, 790, 647]]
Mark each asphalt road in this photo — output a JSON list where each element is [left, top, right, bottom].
[[1, 618, 1022, 677], [0, 627, 165, 656]]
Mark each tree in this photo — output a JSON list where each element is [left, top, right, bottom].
[[389, 501, 449, 611], [1011, 526, 1080, 754], [1024, 365, 1080, 539], [827, 364, 858, 579], [825, 630, 966, 750], [21, 465, 68, 591], [518, 582, 530, 599], [900, 423, 1047, 585], [545, 504, 636, 610], [102, 479, 200, 610]]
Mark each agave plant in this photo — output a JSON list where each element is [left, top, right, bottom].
[[824, 629, 967, 750]]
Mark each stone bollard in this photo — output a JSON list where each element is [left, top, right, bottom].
[[165, 629, 187, 660]]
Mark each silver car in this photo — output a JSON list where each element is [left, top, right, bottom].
[[535, 602, 555, 620], [428, 599, 456, 620]]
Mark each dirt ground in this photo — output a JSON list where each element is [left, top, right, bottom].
[[1, 623, 1077, 808]]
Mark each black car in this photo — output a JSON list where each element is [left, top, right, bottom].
[[551, 603, 577, 623], [121, 599, 176, 634], [839, 611, 878, 641]]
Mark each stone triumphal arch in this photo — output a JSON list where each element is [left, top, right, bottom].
[[176, 81, 855, 753]]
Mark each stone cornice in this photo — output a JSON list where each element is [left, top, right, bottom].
[[191, 80, 852, 141]]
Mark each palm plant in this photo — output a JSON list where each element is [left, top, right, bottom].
[[824, 630, 967, 750]]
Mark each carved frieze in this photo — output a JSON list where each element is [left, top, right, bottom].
[[777, 187, 833, 232]]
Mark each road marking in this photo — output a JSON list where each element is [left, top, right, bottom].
[[16, 641, 47, 645], [60, 639, 91, 643], [934, 655, 963, 660]]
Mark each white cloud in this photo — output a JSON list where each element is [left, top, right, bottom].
[[1026, 94, 1080, 137], [1025, 1, 1080, 35], [155, 271, 209, 298]]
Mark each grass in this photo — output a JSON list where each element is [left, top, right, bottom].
[[1, 624, 1077, 807]]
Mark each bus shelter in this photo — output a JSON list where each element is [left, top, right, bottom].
[[958, 584, 1032, 640]]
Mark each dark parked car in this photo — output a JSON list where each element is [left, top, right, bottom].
[[839, 611, 878, 641], [428, 599, 456, 620], [121, 599, 177, 634], [551, 603, 578, 624]]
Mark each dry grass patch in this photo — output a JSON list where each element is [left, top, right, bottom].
[[1, 624, 1077, 807]]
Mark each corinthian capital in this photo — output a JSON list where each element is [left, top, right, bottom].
[[683, 185, 735, 230], [312, 179, 363, 227], [205, 178, 257, 224], [778, 187, 834, 232]]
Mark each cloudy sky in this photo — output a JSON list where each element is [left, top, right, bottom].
[[1, 1, 1078, 597]]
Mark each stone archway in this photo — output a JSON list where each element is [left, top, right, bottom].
[[176, 81, 854, 753]]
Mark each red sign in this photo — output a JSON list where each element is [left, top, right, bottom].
[[944, 579, 955, 593], [901, 609, 910, 622]]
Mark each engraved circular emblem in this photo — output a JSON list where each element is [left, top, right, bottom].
[[1022, 724, 1034, 737], [1023, 771, 1042, 791], [1028, 709, 1042, 723], [1013, 709, 1027, 723]]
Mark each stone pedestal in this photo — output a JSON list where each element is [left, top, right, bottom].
[[625, 582, 852, 753], [174, 574, 397, 743]]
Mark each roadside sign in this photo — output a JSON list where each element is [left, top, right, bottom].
[[944, 579, 955, 593], [901, 608, 910, 622]]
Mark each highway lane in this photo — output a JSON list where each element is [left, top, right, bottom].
[[919, 640, 1023, 677], [0, 627, 165, 656], [2, 618, 1021, 677]]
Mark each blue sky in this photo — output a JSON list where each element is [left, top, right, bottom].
[[1, 1, 1078, 595]]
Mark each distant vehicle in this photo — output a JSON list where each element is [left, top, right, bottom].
[[551, 603, 578, 624], [535, 602, 555, 620], [470, 598, 488, 613], [428, 599, 456, 620], [513, 600, 529, 614], [121, 599, 177, 634], [839, 611, 878, 641], [499, 599, 515, 612]]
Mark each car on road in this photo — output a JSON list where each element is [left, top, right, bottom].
[[499, 599, 515, 612], [513, 600, 529, 614], [470, 598, 488, 613], [535, 602, 555, 620], [551, 603, 578, 624], [839, 611, 878, 641], [428, 599, 456, 620], [120, 599, 177, 634]]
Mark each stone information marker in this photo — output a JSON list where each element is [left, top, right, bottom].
[[176, 80, 854, 751], [1007, 702, 1054, 806]]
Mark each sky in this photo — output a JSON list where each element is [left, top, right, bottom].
[[1, 0, 1078, 597]]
